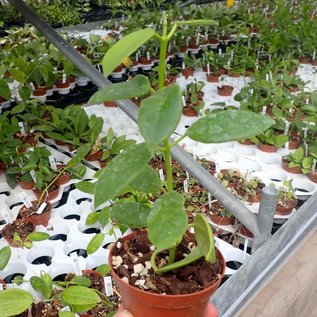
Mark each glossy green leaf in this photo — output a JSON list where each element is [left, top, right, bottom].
[[59, 312, 77, 317], [61, 286, 101, 306], [96, 264, 110, 276], [98, 206, 110, 227], [85, 211, 99, 225], [110, 202, 151, 228], [147, 192, 187, 252], [186, 110, 274, 143], [28, 232, 50, 241], [0, 246, 11, 271], [87, 233, 105, 255], [70, 276, 92, 287], [72, 303, 99, 313], [75, 181, 95, 194], [89, 75, 151, 104], [102, 28, 155, 76], [139, 84, 182, 150], [94, 143, 151, 210], [177, 19, 218, 26], [30, 276, 44, 293], [0, 289, 33, 316], [193, 214, 216, 263], [130, 165, 161, 193]]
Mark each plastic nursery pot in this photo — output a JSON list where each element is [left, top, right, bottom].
[[308, 171, 317, 183], [181, 68, 195, 79], [183, 105, 198, 117], [276, 198, 298, 216], [298, 56, 311, 64], [87, 150, 103, 162], [1, 219, 35, 247], [239, 139, 255, 145], [217, 85, 234, 97], [258, 143, 277, 153], [33, 182, 60, 201], [208, 202, 235, 226], [56, 165, 71, 185], [19, 201, 52, 227], [206, 74, 220, 83], [281, 157, 302, 174], [109, 231, 225, 317], [16, 175, 34, 190], [103, 101, 117, 107], [228, 72, 240, 78], [32, 87, 47, 97]]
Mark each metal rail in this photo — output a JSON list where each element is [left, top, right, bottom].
[[8, 0, 274, 249]]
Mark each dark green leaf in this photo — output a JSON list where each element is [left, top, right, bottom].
[[85, 212, 100, 225], [95, 264, 110, 276], [130, 165, 161, 193], [61, 286, 101, 306], [102, 28, 155, 76], [94, 143, 151, 209], [89, 75, 151, 104], [0, 246, 11, 271], [110, 202, 151, 228], [139, 84, 182, 150], [186, 110, 274, 143], [147, 192, 187, 252], [0, 289, 33, 316], [177, 19, 218, 26], [87, 233, 105, 255], [75, 181, 95, 194]]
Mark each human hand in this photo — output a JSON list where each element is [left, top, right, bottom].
[[113, 309, 134, 317]]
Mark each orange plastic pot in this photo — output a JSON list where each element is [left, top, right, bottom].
[[109, 231, 225, 317]]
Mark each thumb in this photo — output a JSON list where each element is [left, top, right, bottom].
[[113, 310, 134, 317]]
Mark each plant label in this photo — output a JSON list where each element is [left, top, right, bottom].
[[104, 276, 114, 297], [30, 170, 36, 182], [284, 120, 290, 136], [208, 193, 212, 209], [261, 106, 267, 115], [70, 252, 82, 275], [19, 192, 33, 208], [284, 142, 289, 153], [18, 122, 26, 136], [186, 171, 190, 181], [159, 169, 165, 181], [60, 306, 71, 312], [49, 156, 57, 171], [183, 179, 188, 193], [0, 208, 12, 223], [0, 284, 3, 290], [36, 202, 47, 215], [312, 159, 317, 173]]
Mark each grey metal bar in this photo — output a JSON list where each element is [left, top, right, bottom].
[[252, 186, 278, 251], [211, 192, 317, 316], [8, 0, 266, 241]]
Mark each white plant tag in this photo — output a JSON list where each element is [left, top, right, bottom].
[[49, 156, 57, 171], [284, 142, 289, 153], [182, 61, 185, 70], [104, 276, 114, 297], [208, 193, 212, 210], [207, 63, 210, 75], [60, 306, 71, 312], [19, 192, 33, 208], [186, 171, 190, 181], [146, 51, 150, 60], [159, 169, 165, 181], [36, 202, 47, 215], [182, 96, 186, 106], [305, 143, 308, 156], [284, 121, 290, 136], [70, 252, 82, 275], [18, 122, 26, 136], [0, 208, 12, 223], [62, 73, 67, 83], [30, 170, 36, 182], [313, 51, 316, 60], [261, 106, 267, 114], [183, 179, 188, 193], [0, 284, 3, 290]]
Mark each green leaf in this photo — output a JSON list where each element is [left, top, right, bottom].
[[110, 202, 151, 228], [87, 233, 105, 255], [294, 147, 304, 161], [138, 84, 182, 150], [18, 85, 31, 101], [28, 232, 50, 241], [94, 143, 151, 209], [147, 192, 187, 252], [0, 289, 33, 316], [61, 286, 101, 306], [70, 276, 92, 287], [193, 214, 215, 263], [75, 181, 95, 194], [302, 157, 312, 169], [102, 28, 155, 76], [99, 206, 110, 227], [72, 303, 98, 313], [177, 19, 218, 26], [85, 212, 100, 225], [95, 264, 110, 276], [89, 75, 151, 104], [30, 276, 45, 293], [130, 165, 161, 193], [59, 312, 77, 317], [0, 246, 11, 271], [186, 110, 274, 143]]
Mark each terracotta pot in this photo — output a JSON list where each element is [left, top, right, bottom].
[[209, 212, 235, 226], [276, 198, 298, 215], [258, 143, 277, 153], [87, 150, 103, 162], [217, 68, 227, 75], [103, 101, 117, 107], [308, 171, 317, 183], [206, 74, 220, 83], [183, 106, 198, 117], [55, 81, 71, 89], [281, 157, 302, 174], [56, 165, 71, 185], [32, 87, 47, 97], [181, 68, 195, 79], [16, 175, 34, 190], [55, 140, 68, 146], [109, 231, 224, 317], [217, 85, 234, 96], [236, 223, 254, 238], [298, 56, 311, 64], [288, 138, 301, 150], [239, 139, 254, 145], [34, 182, 60, 201], [311, 59, 317, 66], [246, 192, 261, 203], [228, 72, 240, 78], [139, 56, 153, 65], [19, 201, 52, 227]]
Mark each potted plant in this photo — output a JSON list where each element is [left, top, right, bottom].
[[253, 128, 289, 153], [79, 14, 274, 317], [282, 146, 312, 174], [208, 200, 235, 226], [273, 180, 298, 215], [182, 80, 205, 117]]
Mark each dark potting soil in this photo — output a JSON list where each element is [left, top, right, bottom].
[[31, 299, 63, 317], [112, 231, 221, 295], [65, 270, 104, 292]]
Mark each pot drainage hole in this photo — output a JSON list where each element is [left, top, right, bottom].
[[4, 273, 24, 283], [32, 256, 52, 266], [64, 214, 80, 220], [67, 249, 87, 258], [49, 234, 67, 241], [226, 261, 243, 270], [82, 228, 101, 234]]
